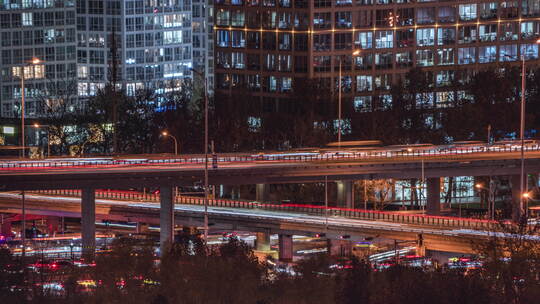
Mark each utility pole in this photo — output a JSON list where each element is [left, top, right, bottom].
[[203, 75, 209, 241], [190, 67, 209, 241], [364, 179, 368, 210], [325, 176, 328, 230], [20, 75, 25, 158], [487, 124, 491, 145], [21, 191, 26, 259], [337, 59, 342, 147], [519, 55, 526, 218]]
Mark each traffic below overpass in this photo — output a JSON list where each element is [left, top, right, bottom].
[[1, 142, 539, 257], [0, 191, 509, 256]]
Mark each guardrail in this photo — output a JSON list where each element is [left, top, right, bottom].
[[31, 190, 497, 231], [1, 144, 539, 170]]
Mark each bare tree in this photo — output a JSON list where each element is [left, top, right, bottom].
[[364, 179, 395, 210], [36, 77, 80, 155]]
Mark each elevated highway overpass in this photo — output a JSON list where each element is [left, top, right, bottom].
[[1, 143, 539, 257], [0, 191, 494, 254], [0, 145, 540, 190]]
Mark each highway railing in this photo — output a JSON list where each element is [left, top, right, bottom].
[[30, 190, 498, 231], [1, 144, 539, 170]]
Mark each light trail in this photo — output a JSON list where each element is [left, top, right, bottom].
[[0, 192, 504, 240], [0, 141, 538, 172]]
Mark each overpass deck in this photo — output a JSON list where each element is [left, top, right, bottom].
[[0, 191, 505, 253], [1, 148, 540, 190]]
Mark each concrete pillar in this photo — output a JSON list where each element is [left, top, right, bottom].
[[47, 217, 59, 236], [415, 234, 426, 257], [278, 234, 293, 262], [510, 174, 523, 222], [426, 178, 441, 215], [136, 222, 149, 234], [219, 185, 232, 199], [81, 188, 95, 259], [160, 186, 174, 255], [336, 181, 353, 208], [255, 232, 271, 251], [256, 184, 268, 202], [327, 239, 352, 257]]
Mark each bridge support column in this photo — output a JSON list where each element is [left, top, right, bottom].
[[136, 222, 149, 234], [81, 188, 95, 260], [511, 175, 524, 222], [278, 234, 293, 262], [47, 216, 59, 236], [327, 239, 352, 257], [415, 234, 426, 257], [160, 186, 174, 255], [426, 178, 441, 215], [256, 232, 271, 251], [219, 185, 232, 199], [336, 181, 353, 208], [256, 184, 269, 202]]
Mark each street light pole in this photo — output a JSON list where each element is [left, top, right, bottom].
[[203, 75, 209, 241], [504, 39, 540, 218], [519, 54, 526, 218], [325, 176, 328, 230], [21, 191, 26, 259], [33, 123, 50, 157], [19, 58, 42, 158], [338, 59, 342, 147], [487, 124, 491, 145], [161, 131, 178, 155], [191, 68, 209, 241], [20, 75, 25, 158]]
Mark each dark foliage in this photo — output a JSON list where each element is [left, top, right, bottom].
[[1, 230, 539, 304]]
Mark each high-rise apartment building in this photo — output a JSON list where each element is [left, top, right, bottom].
[[192, 0, 214, 92], [0, 0, 78, 118], [213, 0, 540, 112], [0, 0, 196, 119]]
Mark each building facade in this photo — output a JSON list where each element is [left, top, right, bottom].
[[0, 0, 197, 119], [213, 0, 540, 112], [192, 0, 215, 92]]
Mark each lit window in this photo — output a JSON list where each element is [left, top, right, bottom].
[[416, 49, 434, 66], [356, 75, 372, 92], [478, 46, 496, 63], [2, 126, 15, 135], [78, 83, 88, 97], [458, 47, 476, 64], [355, 32, 372, 49], [22, 12, 32, 26], [459, 4, 477, 21], [77, 66, 88, 78], [33, 65, 44, 79], [416, 28, 434, 46], [375, 30, 393, 49], [499, 44, 518, 61], [521, 44, 539, 60], [353, 96, 372, 112], [437, 48, 454, 66]]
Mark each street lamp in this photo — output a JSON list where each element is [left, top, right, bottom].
[[17, 57, 43, 158], [475, 182, 496, 220], [190, 67, 209, 241], [32, 123, 50, 157], [161, 131, 178, 155], [503, 38, 540, 219], [337, 50, 361, 147]]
